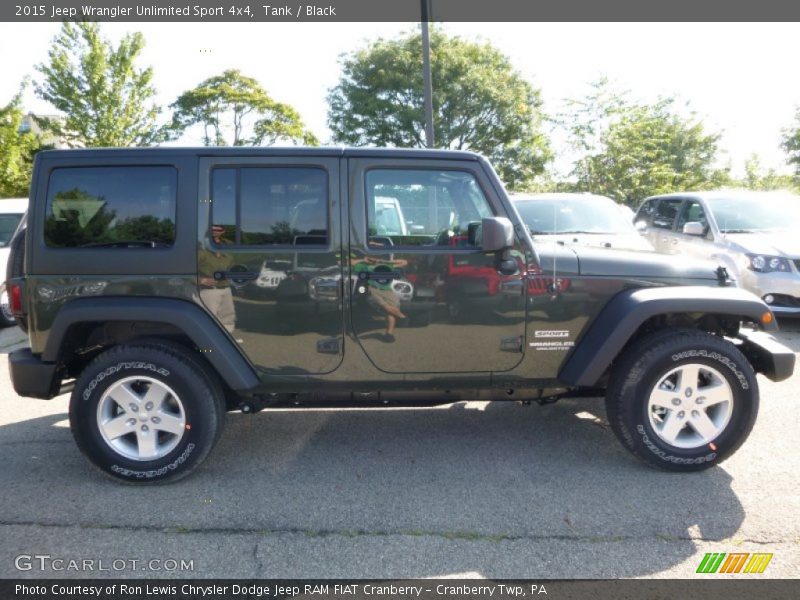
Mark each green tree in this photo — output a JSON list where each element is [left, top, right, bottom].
[[564, 82, 727, 205], [0, 84, 42, 197], [170, 69, 318, 146], [35, 22, 170, 147], [327, 30, 551, 189], [781, 108, 800, 179], [740, 154, 795, 191]]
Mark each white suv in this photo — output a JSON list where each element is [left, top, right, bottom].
[[634, 191, 800, 315], [0, 198, 28, 327]]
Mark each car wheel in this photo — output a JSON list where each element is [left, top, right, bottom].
[[0, 289, 15, 327], [605, 329, 758, 471], [70, 342, 225, 484]]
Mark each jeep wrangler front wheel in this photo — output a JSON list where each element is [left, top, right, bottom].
[[605, 330, 759, 471], [69, 343, 225, 483]]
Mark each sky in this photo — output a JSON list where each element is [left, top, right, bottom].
[[1, 21, 799, 178]]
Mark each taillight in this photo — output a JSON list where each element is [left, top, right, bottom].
[[9, 284, 22, 315]]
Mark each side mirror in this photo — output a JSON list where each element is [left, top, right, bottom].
[[682, 221, 705, 236], [480, 217, 514, 253], [634, 220, 647, 231]]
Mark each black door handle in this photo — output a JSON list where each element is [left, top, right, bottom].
[[357, 270, 404, 282], [213, 270, 259, 282]]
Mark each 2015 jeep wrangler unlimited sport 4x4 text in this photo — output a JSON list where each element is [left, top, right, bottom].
[[6, 147, 795, 482]]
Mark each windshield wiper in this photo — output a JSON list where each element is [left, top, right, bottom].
[[719, 229, 754, 234]]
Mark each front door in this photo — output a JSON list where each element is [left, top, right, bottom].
[[347, 158, 527, 375], [197, 156, 344, 377]]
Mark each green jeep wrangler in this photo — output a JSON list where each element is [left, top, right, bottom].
[[6, 148, 795, 483]]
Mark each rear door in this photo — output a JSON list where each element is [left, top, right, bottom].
[[197, 156, 344, 377], [347, 157, 527, 375], [650, 197, 684, 253]]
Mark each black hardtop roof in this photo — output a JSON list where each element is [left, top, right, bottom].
[[36, 146, 483, 161]]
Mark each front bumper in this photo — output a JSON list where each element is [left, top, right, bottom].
[[9, 348, 62, 399], [739, 269, 800, 316], [737, 329, 795, 382]]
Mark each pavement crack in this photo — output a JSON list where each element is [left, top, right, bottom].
[[0, 520, 790, 546]]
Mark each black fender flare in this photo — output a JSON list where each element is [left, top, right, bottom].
[[558, 286, 776, 387], [43, 297, 260, 391]]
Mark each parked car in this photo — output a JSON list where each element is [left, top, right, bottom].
[[0, 198, 28, 327], [6, 148, 794, 483], [634, 191, 800, 316], [512, 193, 654, 252]]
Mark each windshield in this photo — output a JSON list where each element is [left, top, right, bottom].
[[514, 197, 634, 235], [0, 214, 23, 247], [709, 195, 800, 233]]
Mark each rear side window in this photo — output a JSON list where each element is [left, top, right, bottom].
[[652, 198, 683, 230], [211, 167, 327, 246], [45, 166, 177, 248], [634, 199, 658, 227]]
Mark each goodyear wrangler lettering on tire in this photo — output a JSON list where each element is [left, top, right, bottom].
[[69, 343, 224, 483], [605, 329, 759, 472], [636, 425, 717, 464], [671, 350, 749, 390], [82, 363, 170, 401], [110, 443, 196, 479]]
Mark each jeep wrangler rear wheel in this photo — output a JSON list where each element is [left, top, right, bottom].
[[605, 329, 758, 471], [69, 342, 225, 483]]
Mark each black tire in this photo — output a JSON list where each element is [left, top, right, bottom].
[[69, 342, 225, 484], [5, 228, 26, 331], [605, 329, 759, 472]]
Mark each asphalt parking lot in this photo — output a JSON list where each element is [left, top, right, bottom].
[[0, 323, 798, 579]]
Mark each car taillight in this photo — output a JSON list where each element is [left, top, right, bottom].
[[9, 284, 22, 315]]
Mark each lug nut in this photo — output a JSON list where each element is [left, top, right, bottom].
[[127, 418, 136, 426], [696, 397, 705, 405], [141, 425, 149, 432], [671, 398, 681, 406], [145, 402, 154, 410], [677, 411, 685, 419], [129, 404, 138, 412], [151, 416, 161, 424]]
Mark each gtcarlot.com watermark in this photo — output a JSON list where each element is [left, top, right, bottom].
[[15, 554, 194, 573]]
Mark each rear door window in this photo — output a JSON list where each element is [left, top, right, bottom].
[[652, 198, 683, 230], [44, 166, 177, 248], [211, 167, 328, 246]]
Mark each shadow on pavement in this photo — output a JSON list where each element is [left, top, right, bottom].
[[0, 398, 745, 578]]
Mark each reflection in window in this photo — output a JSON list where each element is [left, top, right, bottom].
[[366, 169, 492, 247], [210, 167, 327, 246], [44, 166, 177, 248]]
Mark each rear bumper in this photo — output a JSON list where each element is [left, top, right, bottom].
[[8, 348, 62, 399], [737, 329, 796, 382]]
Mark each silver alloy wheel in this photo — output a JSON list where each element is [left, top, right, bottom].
[[96, 375, 186, 461], [647, 363, 734, 449]]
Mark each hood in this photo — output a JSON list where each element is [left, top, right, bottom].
[[724, 233, 800, 257], [532, 232, 654, 252], [573, 246, 723, 282]]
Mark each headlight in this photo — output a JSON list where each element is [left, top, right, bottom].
[[746, 254, 791, 273]]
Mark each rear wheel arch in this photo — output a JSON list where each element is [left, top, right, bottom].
[[43, 297, 260, 392]]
